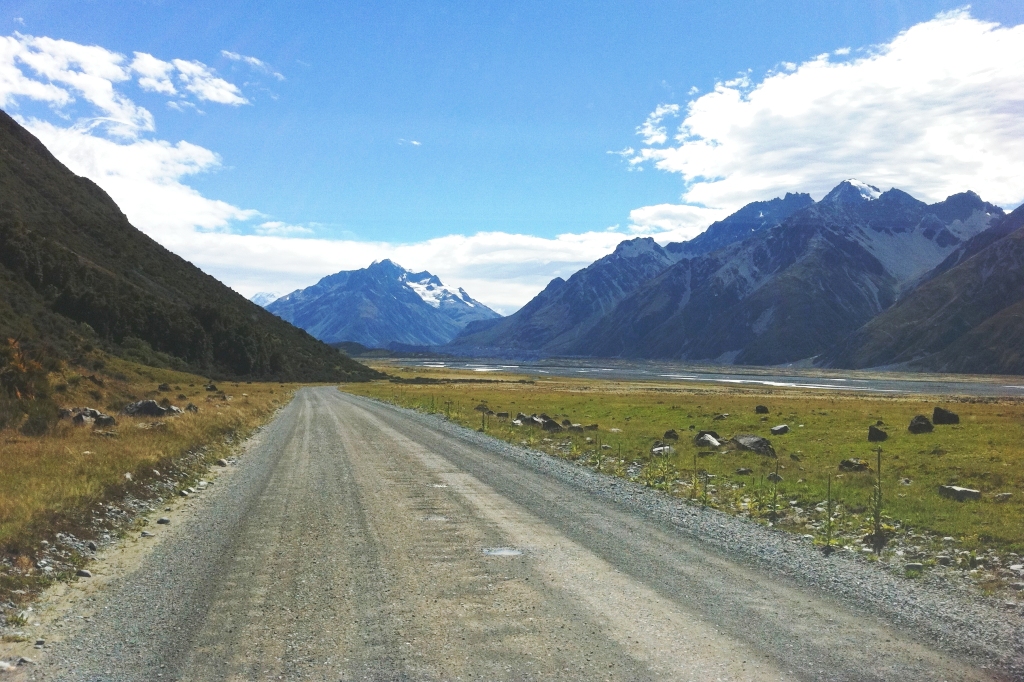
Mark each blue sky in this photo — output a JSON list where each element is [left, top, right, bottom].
[[2, 1, 1024, 311]]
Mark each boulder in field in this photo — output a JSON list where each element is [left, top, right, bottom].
[[770, 424, 789, 436], [908, 415, 934, 434], [735, 467, 753, 475], [932, 407, 960, 425], [694, 430, 720, 444], [123, 400, 170, 417], [664, 429, 679, 441], [731, 434, 776, 457], [755, 405, 769, 414], [839, 458, 869, 472], [868, 425, 888, 442], [767, 472, 783, 482], [94, 414, 116, 427], [696, 433, 720, 448], [938, 485, 981, 501]]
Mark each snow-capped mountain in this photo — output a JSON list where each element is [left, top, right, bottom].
[[574, 181, 1003, 364], [250, 291, 281, 307], [265, 260, 500, 347]]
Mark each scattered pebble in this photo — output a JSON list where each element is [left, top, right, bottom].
[[76, 569, 92, 578], [157, 517, 170, 525], [141, 531, 155, 538]]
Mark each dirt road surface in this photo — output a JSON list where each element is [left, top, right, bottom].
[[16, 387, 1021, 681]]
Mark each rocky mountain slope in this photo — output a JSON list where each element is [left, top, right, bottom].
[[821, 204, 1024, 374], [574, 181, 1001, 364], [267, 260, 500, 347], [447, 237, 677, 355], [0, 109, 378, 382]]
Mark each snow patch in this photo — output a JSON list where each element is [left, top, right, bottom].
[[403, 273, 471, 309], [250, 291, 281, 307], [847, 179, 881, 200]]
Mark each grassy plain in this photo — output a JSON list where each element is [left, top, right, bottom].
[[342, 364, 1024, 561], [1, 353, 297, 605]]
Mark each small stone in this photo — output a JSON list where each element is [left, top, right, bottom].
[[868, 425, 888, 442], [157, 517, 170, 525], [87, 541, 97, 551], [938, 485, 981, 501], [663, 429, 679, 441], [994, 492, 1012, 502], [179, 490, 190, 497], [76, 569, 92, 577], [767, 472, 783, 482], [935, 555, 952, 566], [755, 405, 769, 414], [215, 458, 229, 467], [34, 639, 44, 646], [839, 458, 869, 472], [735, 467, 753, 475], [141, 531, 155, 538], [770, 424, 789, 435], [1009, 583, 1024, 591], [905, 563, 924, 572], [713, 413, 729, 420]]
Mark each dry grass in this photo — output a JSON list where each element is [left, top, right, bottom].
[[0, 354, 297, 554], [342, 364, 1024, 555]]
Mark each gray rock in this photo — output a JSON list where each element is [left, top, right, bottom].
[[770, 424, 789, 436], [696, 433, 720, 448], [932, 406, 960, 425], [123, 400, 169, 417], [157, 383, 171, 392], [694, 430, 720, 444], [735, 467, 753, 475], [76, 569, 92, 577], [157, 517, 170, 525], [713, 413, 729, 420], [868, 425, 888, 442], [731, 434, 776, 457], [938, 485, 981, 501], [839, 458, 869, 472], [994, 492, 1012, 502], [663, 429, 679, 441], [755, 405, 769, 414], [1009, 583, 1024, 591], [71, 413, 94, 426], [936, 555, 952, 566], [908, 415, 934, 434], [178, 490, 190, 497], [87, 540, 97, 551], [141, 531, 155, 538], [767, 472, 783, 482], [215, 458, 229, 467], [185, 403, 199, 413], [905, 563, 924, 572], [34, 639, 44, 647]]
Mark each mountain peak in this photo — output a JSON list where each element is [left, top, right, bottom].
[[612, 237, 663, 258], [821, 179, 883, 205]]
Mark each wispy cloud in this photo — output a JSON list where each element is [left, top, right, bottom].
[[255, 221, 313, 236], [221, 49, 284, 81], [172, 59, 247, 105], [635, 103, 678, 145], [623, 10, 1024, 211]]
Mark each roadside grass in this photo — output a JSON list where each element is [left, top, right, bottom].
[[0, 353, 296, 605], [341, 365, 1024, 563]]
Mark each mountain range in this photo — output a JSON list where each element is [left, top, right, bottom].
[[0, 109, 378, 382], [265, 260, 500, 348], [449, 179, 1021, 373]]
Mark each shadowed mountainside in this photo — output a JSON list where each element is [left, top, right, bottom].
[[0, 109, 379, 382]]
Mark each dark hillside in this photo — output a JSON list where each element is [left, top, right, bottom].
[[0, 109, 379, 382]]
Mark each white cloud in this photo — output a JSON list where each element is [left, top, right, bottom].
[[25, 119, 259, 234], [172, 59, 247, 105], [221, 49, 285, 81], [625, 10, 1024, 211], [255, 221, 313, 236], [627, 203, 728, 241], [131, 52, 176, 95], [636, 103, 678, 145]]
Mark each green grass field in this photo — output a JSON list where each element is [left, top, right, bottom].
[[342, 365, 1024, 563]]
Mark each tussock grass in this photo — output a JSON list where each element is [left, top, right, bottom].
[[342, 365, 1024, 555], [0, 354, 296, 596]]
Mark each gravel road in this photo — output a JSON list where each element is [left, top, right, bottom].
[[17, 387, 1023, 681]]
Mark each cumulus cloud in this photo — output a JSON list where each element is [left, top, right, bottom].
[[221, 50, 284, 80], [625, 10, 1024, 211], [627, 203, 728, 241], [255, 221, 313, 236], [131, 52, 176, 95]]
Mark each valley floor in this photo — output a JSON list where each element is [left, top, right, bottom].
[[4, 388, 1020, 680]]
